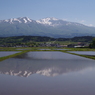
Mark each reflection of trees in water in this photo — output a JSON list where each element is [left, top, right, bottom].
[[0, 58, 95, 77], [14, 52, 37, 59], [14, 53, 28, 59]]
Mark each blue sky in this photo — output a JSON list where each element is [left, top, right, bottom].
[[0, 0, 95, 26]]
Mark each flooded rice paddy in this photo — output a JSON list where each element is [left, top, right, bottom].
[[38, 49, 51, 50], [54, 49, 70, 50], [38, 49, 70, 50], [69, 51, 95, 55], [0, 51, 95, 95], [0, 51, 20, 57]]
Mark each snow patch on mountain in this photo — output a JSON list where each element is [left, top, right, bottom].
[[36, 17, 82, 27], [0, 17, 84, 27], [0, 17, 33, 24], [36, 17, 59, 26]]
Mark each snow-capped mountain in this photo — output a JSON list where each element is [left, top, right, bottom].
[[0, 17, 95, 38], [0, 17, 83, 26], [0, 17, 34, 24], [36, 17, 59, 26], [36, 17, 83, 27]]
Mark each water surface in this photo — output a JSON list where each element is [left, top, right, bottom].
[[0, 51, 20, 57], [69, 51, 95, 55], [38, 49, 51, 50], [54, 49, 70, 50], [0, 51, 95, 95], [16, 49, 32, 50]]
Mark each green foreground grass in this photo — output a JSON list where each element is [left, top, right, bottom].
[[0, 47, 95, 61], [63, 51, 95, 60], [0, 51, 28, 61]]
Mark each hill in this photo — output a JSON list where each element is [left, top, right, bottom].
[[0, 36, 93, 43], [0, 17, 95, 38]]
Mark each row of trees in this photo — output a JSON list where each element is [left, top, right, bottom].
[[0, 36, 94, 43], [0, 42, 40, 47], [0, 36, 95, 48]]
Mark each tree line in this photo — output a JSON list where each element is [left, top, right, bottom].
[[0, 36, 95, 47]]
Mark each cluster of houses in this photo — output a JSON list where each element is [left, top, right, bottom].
[[0, 42, 89, 48], [39, 42, 89, 48], [67, 42, 89, 48]]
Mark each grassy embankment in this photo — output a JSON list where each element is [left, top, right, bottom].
[[65, 51, 95, 60], [60, 47, 95, 60], [0, 47, 33, 61], [0, 47, 49, 61], [0, 51, 28, 61], [0, 47, 95, 61]]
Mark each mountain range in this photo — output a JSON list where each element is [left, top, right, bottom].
[[0, 17, 95, 38]]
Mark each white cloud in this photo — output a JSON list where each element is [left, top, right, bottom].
[[89, 24, 93, 27], [84, 24, 94, 27], [74, 18, 85, 24], [80, 20, 85, 23]]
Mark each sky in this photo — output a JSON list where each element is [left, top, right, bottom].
[[0, 0, 95, 26]]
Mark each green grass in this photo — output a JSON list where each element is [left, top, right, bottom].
[[0, 47, 95, 61], [0, 50, 28, 61], [64, 51, 95, 60], [65, 47, 95, 51], [54, 41, 78, 45]]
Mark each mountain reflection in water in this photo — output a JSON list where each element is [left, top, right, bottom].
[[0, 51, 95, 77]]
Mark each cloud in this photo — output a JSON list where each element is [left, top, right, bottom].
[[80, 20, 85, 23], [89, 24, 93, 27], [74, 18, 95, 27], [74, 18, 85, 24], [84, 24, 94, 27]]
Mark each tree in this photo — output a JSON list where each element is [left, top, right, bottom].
[[89, 38, 95, 48]]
